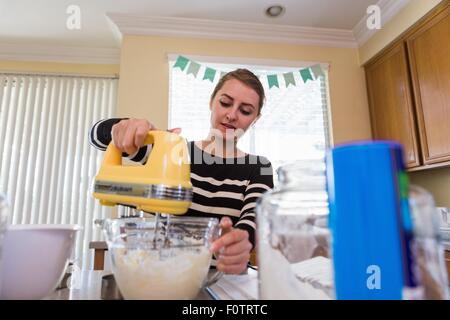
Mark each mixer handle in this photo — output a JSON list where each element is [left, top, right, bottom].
[[102, 130, 183, 166], [142, 131, 155, 147]]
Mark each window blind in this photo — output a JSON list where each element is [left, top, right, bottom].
[[0, 73, 117, 270]]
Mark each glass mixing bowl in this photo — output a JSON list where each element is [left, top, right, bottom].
[[101, 215, 221, 300]]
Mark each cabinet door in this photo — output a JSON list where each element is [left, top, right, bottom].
[[366, 42, 420, 168], [407, 6, 450, 165]]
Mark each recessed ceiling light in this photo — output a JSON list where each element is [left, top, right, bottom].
[[265, 5, 285, 18]]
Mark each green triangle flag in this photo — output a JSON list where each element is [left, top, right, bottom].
[[173, 56, 189, 71], [300, 68, 314, 83], [203, 67, 216, 82], [220, 71, 227, 80], [186, 61, 201, 77], [267, 75, 279, 88], [310, 64, 325, 79], [283, 72, 296, 87]]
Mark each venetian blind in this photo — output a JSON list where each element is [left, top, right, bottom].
[[0, 73, 118, 270]]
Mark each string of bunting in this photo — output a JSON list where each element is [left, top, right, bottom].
[[172, 55, 325, 89]]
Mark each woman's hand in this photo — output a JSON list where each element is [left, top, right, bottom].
[[211, 217, 252, 274], [111, 118, 181, 155]]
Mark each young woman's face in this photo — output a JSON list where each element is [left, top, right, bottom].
[[209, 78, 260, 141]]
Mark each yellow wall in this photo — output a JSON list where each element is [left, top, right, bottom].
[[0, 60, 119, 75], [359, 0, 443, 65], [409, 167, 450, 208], [117, 35, 371, 145]]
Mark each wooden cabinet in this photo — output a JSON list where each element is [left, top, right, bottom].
[[366, 42, 420, 168], [365, 1, 450, 170], [407, 6, 450, 165]]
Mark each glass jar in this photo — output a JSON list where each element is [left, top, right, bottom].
[[256, 159, 334, 300]]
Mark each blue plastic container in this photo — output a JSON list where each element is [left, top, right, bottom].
[[326, 141, 418, 300]]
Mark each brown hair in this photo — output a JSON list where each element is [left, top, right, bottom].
[[210, 68, 265, 115]]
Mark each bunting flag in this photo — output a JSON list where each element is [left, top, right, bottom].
[[267, 74, 279, 89], [172, 55, 325, 89], [310, 64, 325, 79], [173, 55, 189, 71], [283, 72, 296, 87], [300, 68, 314, 83], [186, 61, 201, 77], [203, 67, 216, 82]]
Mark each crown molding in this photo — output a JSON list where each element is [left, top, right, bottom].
[[0, 42, 120, 64], [105, 13, 123, 46], [353, 0, 411, 46], [106, 13, 358, 48]]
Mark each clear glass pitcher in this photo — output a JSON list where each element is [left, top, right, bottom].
[[101, 215, 222, 300], [256, 159, 334, 299]]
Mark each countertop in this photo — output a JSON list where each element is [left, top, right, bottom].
[[45, 268, 259, 300]]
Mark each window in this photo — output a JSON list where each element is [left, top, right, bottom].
[[168, 56, 331, 184], [0, 73, 118, 270]]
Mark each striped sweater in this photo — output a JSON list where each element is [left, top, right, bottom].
[[89, 118, 274, 248]]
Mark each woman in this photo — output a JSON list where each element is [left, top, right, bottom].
[[89, 69, 274, 274]]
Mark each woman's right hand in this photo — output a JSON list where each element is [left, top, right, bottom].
[[111, 118, 181, 155], [111, 119, 154, 155]]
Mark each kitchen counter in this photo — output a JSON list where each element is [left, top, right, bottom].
[[45, 268, 259, 300]]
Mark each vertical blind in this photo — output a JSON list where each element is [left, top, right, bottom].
[[168, 58, 331, 185], [0, 73, 117, 270]]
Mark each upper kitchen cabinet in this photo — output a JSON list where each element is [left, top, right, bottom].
[[407, 6, 450, 165], [365, 1, 450, 170], [365, 42, 420, 168]]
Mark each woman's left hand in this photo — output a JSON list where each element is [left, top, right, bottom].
[[210, 217, 252, 274]]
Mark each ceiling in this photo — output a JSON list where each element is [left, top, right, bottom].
[[1, 0, 377, 48]]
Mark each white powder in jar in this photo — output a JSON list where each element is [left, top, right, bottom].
[[258, 241, 334, 300], [111, 246, 212, 299]]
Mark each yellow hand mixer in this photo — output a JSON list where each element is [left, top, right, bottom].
[[92, 130, 192, 214], [92, 131, 224, 288]]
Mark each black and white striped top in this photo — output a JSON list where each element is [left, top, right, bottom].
[[89, 118, 274, 248]]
